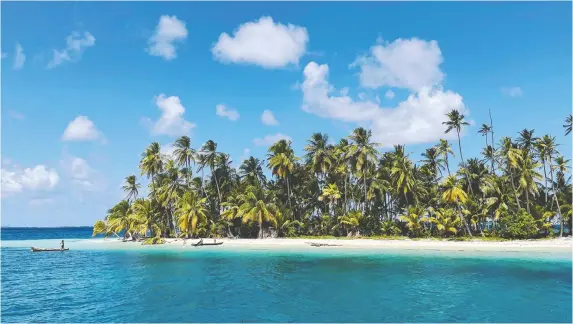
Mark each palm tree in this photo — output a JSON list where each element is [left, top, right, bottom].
[[481, 145, 496, 174], [517, 129, 536, 155], [334, 138, 351, 212], [239, 189, 278, 239], [478, 124, 492, 148], [441, 175, 472, 236], [173, 136, 196, 170], [319, 183, 342, 217], [516, 150, 542, 214], [443, 109, 473, 195], [399, 206, 427, 237], [130, 198, 158, 237], [198, 140, 222, 207], [540, 139, 566, 236], [347, 127, 379, 212], [564, 114, 572, 136], [139, 142, 164, 202], [499, 137, 523, 210], [105, 200, 132, 240], [239, 157, 266, 187], [428, 207, 460, 237], [175, 191, 208, 238], [304, 133, 333, 185], [267, 139, 298, 211], [122, 175, 140, 203], [421, 147, 445, 183], [437, 139, 455, 176], [390, 149, 416, 205], [334, 210, 364, 236]]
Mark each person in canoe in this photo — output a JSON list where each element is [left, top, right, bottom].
[[60, 240, 65, 250]]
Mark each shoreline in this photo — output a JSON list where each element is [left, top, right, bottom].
[[5, 236, 571, 254], [160, 237, 573, 252]]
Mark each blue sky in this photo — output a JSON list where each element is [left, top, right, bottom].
[[1, 1, 571, 227]]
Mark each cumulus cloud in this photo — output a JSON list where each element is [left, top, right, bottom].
[[501, 86, 523, 97], [301, 61, 465, 147], [147, 15, 188, 60], [62, 116, 103, 142], [13, 43, 25, 70], [216, 104, 240, 121], [160, 143, 177, 160], [351, 38, 444, 92], [253, 133, 292, 146], [1, 164, 59, 196], [212, 16, 308, 69], [385, 90, 395, 99], [147, 94, 195, 137], [47, 31, 95, 69], [261, 110, 279, 126]]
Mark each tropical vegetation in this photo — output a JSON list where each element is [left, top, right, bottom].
[[93, 112, 572, 242]]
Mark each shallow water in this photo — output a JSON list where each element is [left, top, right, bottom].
[[2, 228, 572, 323]]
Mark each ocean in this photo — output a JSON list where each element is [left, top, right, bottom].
[[1, 227, 572, 323]]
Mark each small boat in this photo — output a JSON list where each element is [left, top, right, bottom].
[[191, 241, 224, 247], [31, 247, 69, 252]]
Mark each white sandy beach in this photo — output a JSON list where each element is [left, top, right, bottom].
[[158, 237, 573, 251], [6, 237, 572, 256]]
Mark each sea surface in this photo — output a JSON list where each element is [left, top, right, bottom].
[[1, 227, 572, 323]]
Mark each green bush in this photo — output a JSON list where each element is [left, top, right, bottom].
[[500, 209, 539, 239], [380, 219, 402, 236]]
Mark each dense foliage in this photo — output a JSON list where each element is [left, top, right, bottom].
[[93, 112, 572, 242]]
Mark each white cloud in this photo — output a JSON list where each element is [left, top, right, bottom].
[[13, 43, 25, 70], [29, 198, 55, 207], [261, 110, 279, 126], [7, 110, 24, 120], [69, 157, 91, 180], [47, 31, 95, 69], [301, 61, 465, 147], [160, 143, 177, 160], [147, 15, 188, 60], [62, 116, 103, 142], [351, 38, 444, 92], [148, 94, 196, 137], [239, 148, 251, 163], [253, 133, 292, 146], [501, 86, 523, 97], [385, 90, 395, 99], [216, 104, 240, 121], [212, 16, 308, 69], [1, 164, 59, 196]]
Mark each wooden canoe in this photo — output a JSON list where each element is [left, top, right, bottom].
[[191, 241, 223, 247], [31, 247, 69, 252]]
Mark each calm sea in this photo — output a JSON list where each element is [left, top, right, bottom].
[[1, 227, 572, 323]]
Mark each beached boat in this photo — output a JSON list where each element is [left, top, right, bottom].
[[191, 241, 223, 247], [31, 247, 69, 252]]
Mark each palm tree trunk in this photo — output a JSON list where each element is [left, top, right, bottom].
[[286, 175, 293, 213], [457, 131, 474, 196], [508, 168, 522, 210], [526, 190, 531, 214], [457, 204, 473, 237], [542, 159, 549, 204], [258, 218, 263, 239], [445, 155, 451, 176], [548, 157, 563, 237], [344, 173, 348, 213], [212, 169, 222, 209]]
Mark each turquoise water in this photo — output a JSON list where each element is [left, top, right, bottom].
[[1, 228, 572, 323]]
